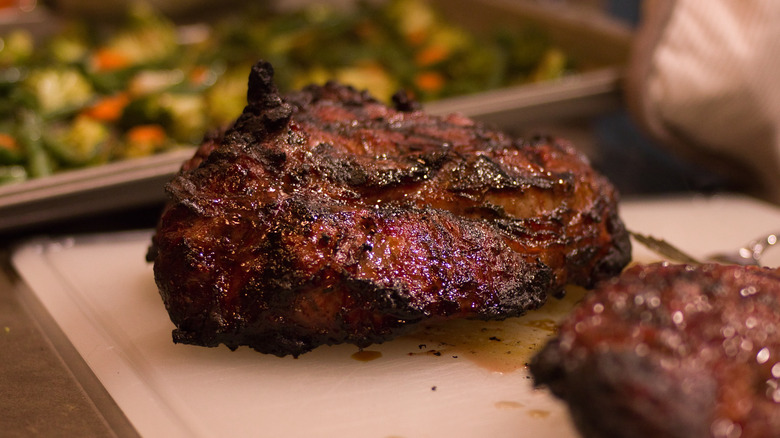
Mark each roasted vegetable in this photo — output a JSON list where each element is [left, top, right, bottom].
[[95, 3, 178, 69], [0, 30, 34, 67], [0, 0, 572, 185], [121, 124, 170, 158], [21, 68, 94, 117], [43, 116, 113, 166], [15, 110, 54, 178], [0, 128, 23, 165], [0, 165, 26, 184]]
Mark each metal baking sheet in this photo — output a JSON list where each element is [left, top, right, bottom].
[[0, 0, 631, 233], [0, 68, 623, 233], [0, 148, 194, 232]]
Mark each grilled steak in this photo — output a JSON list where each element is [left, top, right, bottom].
[[149, 60, 631, 357], [530, 263, 780, 438]]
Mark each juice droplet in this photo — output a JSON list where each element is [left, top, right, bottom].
[[523, 319, 558, 332], [527, 409, 551, 419], [404, 285, 587, 373], [351, 350, 382, 362], [494, 401, 524, 409]]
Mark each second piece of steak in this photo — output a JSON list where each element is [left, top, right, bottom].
[[149, 60, 631, 357], [530, 263, 780, 438]]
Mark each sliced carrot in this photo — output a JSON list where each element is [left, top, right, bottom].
[[92, 48, 131, 72], [0, 133, 18, 151], [124, 124, 168, 158], [82, 92, 130, 122], [414, 71, 445, 93], [188, 65, 210, 87], [405, 29, 428, 47], [414, 44, 449, 67], [127, 124, 167, 145]]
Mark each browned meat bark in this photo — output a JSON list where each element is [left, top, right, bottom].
[[530, 263, 780, 438], [149, 60, 631, 357]]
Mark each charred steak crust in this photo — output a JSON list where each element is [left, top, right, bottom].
[[530, 263, 780, 438], [150, 60, 631, 357]]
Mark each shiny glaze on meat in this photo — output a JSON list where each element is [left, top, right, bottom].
[[149, 61, 630, 357]]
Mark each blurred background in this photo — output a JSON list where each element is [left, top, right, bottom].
[[0, 0, 740, 238]]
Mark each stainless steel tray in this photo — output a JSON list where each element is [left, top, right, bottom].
[[0, 148, 194, 232], [0, 0, 631, 233], [0, 69, 623, 233]]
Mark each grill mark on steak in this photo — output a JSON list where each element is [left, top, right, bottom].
[[150, 60, 631, 357]]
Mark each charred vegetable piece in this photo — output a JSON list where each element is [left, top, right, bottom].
[[0, 165, 27, 184], [0, 131, 23, 165], [0, 30, 34, 66], [98, 4, 178, 68], [21, 68, 94, 118], [121, 124, 170, 158], [204, 66, 249, 127], [16, 110, 54, 178], [120, 91, 205, 143], [0, 0, 574, 186], [43, 116, 112, 166]]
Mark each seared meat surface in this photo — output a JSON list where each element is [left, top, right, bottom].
[[150, 60, 630, 357], [531, 263, 780, 438]]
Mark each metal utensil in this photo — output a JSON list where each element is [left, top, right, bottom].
[[630, 230, 780, 267]]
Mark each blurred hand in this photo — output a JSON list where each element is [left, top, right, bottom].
[[625, 0, 780, 203]]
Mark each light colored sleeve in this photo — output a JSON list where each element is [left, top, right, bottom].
[[624, 0, 780, 203]]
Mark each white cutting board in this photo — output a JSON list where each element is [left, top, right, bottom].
[[11, 193, 780, 438]]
